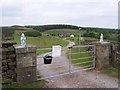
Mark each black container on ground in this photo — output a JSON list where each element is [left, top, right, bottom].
[[43, 55, 53, 64]]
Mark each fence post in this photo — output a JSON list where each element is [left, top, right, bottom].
[[68, 47, 72, 73]]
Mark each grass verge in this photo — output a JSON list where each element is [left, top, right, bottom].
[[2, 81, 47, 89], [71, 47, 93, 67], [45, 29, 79, 36], [102, 66, 118, 77], [37, 50, 51, 55]]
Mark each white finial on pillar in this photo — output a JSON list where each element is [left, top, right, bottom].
[[100, 33, 104, 43], [21, 33, 26, 46]]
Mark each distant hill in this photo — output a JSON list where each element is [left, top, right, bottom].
[[11, 25, 25, 28], [25, 24, 82, 31], [1, 24, 119, 35], [25, 24, 119, 35]]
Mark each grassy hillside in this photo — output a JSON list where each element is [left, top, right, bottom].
[[45, 29, 79, 36], [14, 30, 69, 48]]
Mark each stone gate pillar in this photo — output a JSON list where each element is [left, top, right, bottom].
[[94, 42, 112, 70], [14, 45, 37, 83]]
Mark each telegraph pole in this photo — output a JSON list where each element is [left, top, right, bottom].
[[79, 27, 81, 52], [79, 27, 81, 46]]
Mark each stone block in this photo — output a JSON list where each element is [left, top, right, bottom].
[[2, 75, 6, 79], [2, 78, 13, 84], [8, 54, 15, 58], [2, 41, 16, 46], [11, 74, 17, 78], [8, 46, 14, 51], [2, 55, 9, 60], [2, 44, 8, 48], [11, 74, 17, 82], [14, 45, 37, 54], [2, 72, 7, 76], [2, 65, 8, 69], [2, 66, 8, 71], [8, 62, 16, 66], [2, 61, 8, 66], [8, 51, 15, 56], [7, 70, 14, 75], [1, 47, 8, 51], [9, 65, 16, 69], [22, 57, 33, 67], [16, 53, 24, 59], [1, 48, 8, 55], [16, 58, 23, 69], [0, 52, 1, 59], [6, 74, 12, 79], [8, 59, 15, 63], [2, 59, 12, 63], [16, 56, 35, 68], [17, 67, 37, 83]]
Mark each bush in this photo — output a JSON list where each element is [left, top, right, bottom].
[[25, 31, 42, 37], [83, 32, 97, 38]]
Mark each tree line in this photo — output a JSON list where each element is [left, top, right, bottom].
[[25, 24, 80, 31]]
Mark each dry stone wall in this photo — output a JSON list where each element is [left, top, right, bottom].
[[2, 42, 37, 85], [2, 41, 17, 85]]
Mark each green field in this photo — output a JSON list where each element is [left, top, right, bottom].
[[13, 30, 69, 55], [37, 49, 51, 55], [71, 47, 93, 67], [14, 30, 69, 48], [65, 35, 94, 67], [45, 29, 79, 36]]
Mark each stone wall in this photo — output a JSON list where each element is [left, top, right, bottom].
[[2, 43, 37, 85], [2, 41, 16, 85]]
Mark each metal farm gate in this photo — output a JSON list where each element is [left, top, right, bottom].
[[37, 45, 96, 80]]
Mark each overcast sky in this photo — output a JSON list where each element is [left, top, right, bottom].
[[1, 0, 119, 28]]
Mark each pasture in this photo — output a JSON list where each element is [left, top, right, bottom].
[[13, 30, 69, 48], [13, 29, 69, 55], [45, 29, 79, 36], [70, 47, 93, 67]]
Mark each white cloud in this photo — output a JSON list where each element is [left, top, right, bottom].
[[1, 0, 119, 28]]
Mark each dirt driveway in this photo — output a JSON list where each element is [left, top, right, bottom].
[[37, 41, 118, 88]]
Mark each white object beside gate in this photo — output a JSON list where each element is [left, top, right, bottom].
[[52, 45, 62, 57]]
